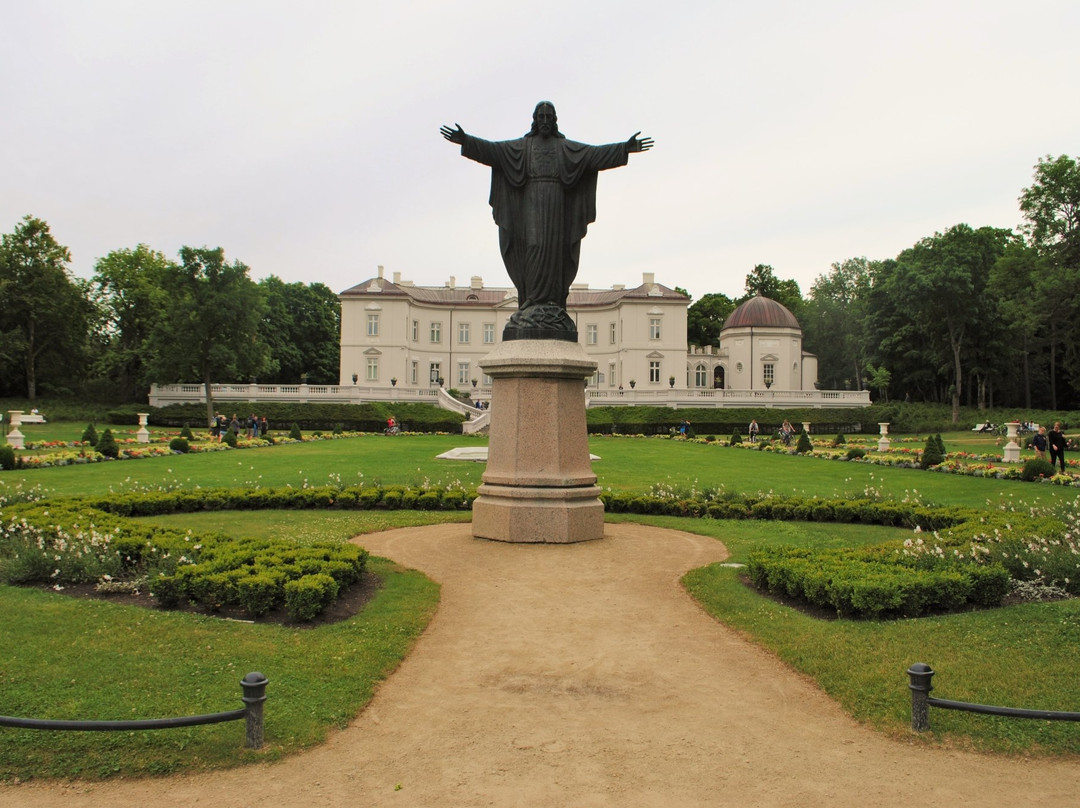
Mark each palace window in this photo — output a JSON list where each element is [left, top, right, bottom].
[[457, 362, 470, 385], [610, 322, 617, 344], [458, 322, 470, 344], [586, 324, 598, 345], [366, 357, 378, 381], [764, 363, 775, 387], [430, 322, 442, 343], [483, 323, 496, 344], [411, 320, 418, 342], [649, 318, 661, 340], [649, 361, 661, 383], [367, 314, 379, 337], [695, 364, 708, 387]]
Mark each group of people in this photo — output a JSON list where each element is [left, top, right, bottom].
[[1030, 421, 1069, 472], [211, 413, 268, 442]]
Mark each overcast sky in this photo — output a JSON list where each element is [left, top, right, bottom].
[[2, 0, 1077, 303]]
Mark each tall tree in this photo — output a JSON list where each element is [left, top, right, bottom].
[[803, 258, 872, 390], [686, 292, 736, 346], [1018, 154, 1080, 407], [889, 224, 1013, 422], [743, 263, 803, 317], [145, 247, 270, 425], [0, 215, 93, 399], [258, 276, 341, 384], [91, 245, 174, 401]]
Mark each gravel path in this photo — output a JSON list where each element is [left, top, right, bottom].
[[5, 522, 1079, 806]]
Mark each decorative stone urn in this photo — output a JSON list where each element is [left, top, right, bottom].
[[1003, 421, 1021, 463], [6, 411, 24, 450], [877, 422, 891, 452], [136, 413, 150, 444]]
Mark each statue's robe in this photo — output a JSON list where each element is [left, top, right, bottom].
[[460, 133, 628, 316]]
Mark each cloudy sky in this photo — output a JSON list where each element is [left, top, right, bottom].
[[2, 0, 1077, 303]]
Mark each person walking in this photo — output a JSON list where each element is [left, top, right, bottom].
[[1032, 425, 1049, 461], [1048, 421, 1067, 473]]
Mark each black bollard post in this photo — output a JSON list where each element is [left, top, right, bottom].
[[907, 662, 935, 732], [240, 672, 268, 749]]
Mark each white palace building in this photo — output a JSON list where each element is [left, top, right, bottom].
[[149, 267, 870, 413]]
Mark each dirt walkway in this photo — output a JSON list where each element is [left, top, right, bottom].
[[6, 523, 1079, 806]]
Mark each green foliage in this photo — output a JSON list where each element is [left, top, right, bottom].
[[0, 445, 16, 471], [834, 433, 846, 446], [81, 423, 98, 445], [222, 429, 238, 447], [289, 422, 303, 440], [934, 433, 947, 455], [284, 573, 340, 621], [168, 436, 190, 453], [179, 424, 194, 440], [95, 428, 119, 458], [745, 545, 1010, 618], [795, 431, 813, 454], [1021, 458, 1057, 481], [0, 216, 94, 400], [730, 430, 742, 446], [920, 434, 944, 469], [147, 401, 464, 432], [846, 447, 866, 460]]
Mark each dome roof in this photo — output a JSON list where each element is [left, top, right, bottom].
[[722, 295, 800, 331]]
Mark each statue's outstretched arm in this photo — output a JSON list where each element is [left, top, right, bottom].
[[441, 124, 466, 145], [626, 131, 654, 153]]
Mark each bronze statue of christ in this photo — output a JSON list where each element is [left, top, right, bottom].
[[441, 101, 653, 340]]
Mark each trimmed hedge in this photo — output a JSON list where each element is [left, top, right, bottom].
[[3, 476, 1071, 622], [138, 401, 464, 433]]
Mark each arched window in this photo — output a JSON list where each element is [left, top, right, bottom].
[[695, 364, 708, 387]]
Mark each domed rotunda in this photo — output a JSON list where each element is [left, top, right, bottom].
[[693, 294, 817, 392]]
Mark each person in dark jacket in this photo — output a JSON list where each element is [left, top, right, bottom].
[[1048, 421, 1068, 473]]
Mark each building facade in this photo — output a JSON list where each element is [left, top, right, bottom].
[[339, 267, 691, 395], [149, 273, 868, 410]]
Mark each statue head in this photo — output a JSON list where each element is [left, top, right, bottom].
[[528, 101, 563, 138]]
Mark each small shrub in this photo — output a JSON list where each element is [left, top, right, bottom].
[[795, 431, 813, 454], [284, 573, 339, 621], [704, 435, 715, 442], [0, 445, 16, 471], [730, 431, 742, 446], [834, 433, 846, 446], [920, 434, 944, 469], [289, 423, 303, 440], [222, 430, 238, 447], [81, 423, 98, 445], [236, 573, 284, 617], [1021, 458, 1057, 482], [179, 424, 195, 440], [846, 447, 866, 460], [169, 437, 190, 453], [96, 428, 119, 458]]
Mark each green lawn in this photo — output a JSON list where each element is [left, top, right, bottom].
[[4, 432, 1073, 511], [2, 427, 1079, 780]]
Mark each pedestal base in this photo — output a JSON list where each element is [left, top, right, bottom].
[[472, 483, 605, 544], [472, 340, 604, 544]]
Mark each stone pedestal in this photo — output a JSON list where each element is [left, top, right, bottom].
[[1003, 421, 1021, 463], [136, 412, 150, 443], [6, 411, 24, 450], [877, 422, 891, 452], [472, 340, 604, 544]]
